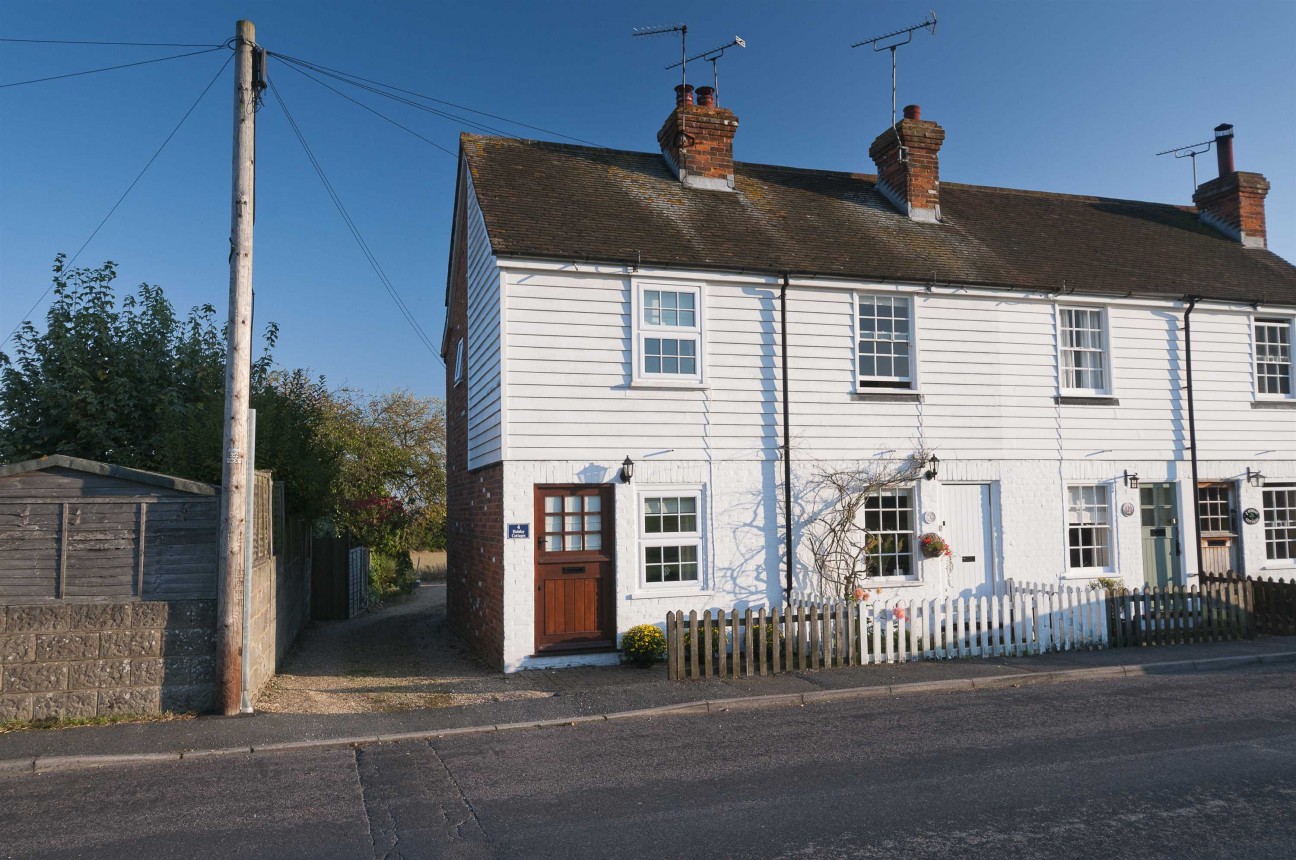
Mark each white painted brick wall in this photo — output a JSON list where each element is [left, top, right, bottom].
[[495, 456, 1294, 670]]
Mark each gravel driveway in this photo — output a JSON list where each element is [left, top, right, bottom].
[[256, 584, 560, 714]]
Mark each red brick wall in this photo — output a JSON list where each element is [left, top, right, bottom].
[[445, 184, 506, 669]]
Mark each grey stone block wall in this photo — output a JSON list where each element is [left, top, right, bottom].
[[0, 600, 216, 722]]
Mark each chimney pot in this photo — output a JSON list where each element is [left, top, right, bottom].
[[674, 84, 695, 106], [695, 86, 716, 108], [903, 104, 921, 121], [1193, 123, 1269, 249], [1214, 122, 1235, 177]]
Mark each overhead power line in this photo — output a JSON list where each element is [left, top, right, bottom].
[[271, 53, 525, 140], [274, 58, 456, 157], [266, 75, 445, 365], [1, 52, 233, 350], [268, 50, 605, 148], [0, 44, 228, 89], [0, 37, 225, 47]]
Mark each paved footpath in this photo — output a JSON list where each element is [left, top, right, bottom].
[[1, 635, 1293, 774], [2, 662, 1294, 858]]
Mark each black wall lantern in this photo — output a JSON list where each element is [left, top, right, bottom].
[[620, 456, 635, 484], [924, 454, 940, 481], [1123, 470, 1140, 489], [1247, 467, 1266, 488]]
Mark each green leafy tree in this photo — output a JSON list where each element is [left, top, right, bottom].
[[2, 257, 445, 549], [322, 390, 447, 553]]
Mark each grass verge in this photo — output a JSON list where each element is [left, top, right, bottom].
[[0, 711, 195, 734]]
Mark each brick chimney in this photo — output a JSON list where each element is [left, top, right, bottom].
[[658, 84, 738, 191], [1192, 123, 1270, 249], [868, 104, 945, 223]]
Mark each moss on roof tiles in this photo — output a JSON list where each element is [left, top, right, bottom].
[[460, 134, 1296, 306]]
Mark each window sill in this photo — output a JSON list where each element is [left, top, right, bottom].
[[851, 391, 923, 403], [1251, 399, 1296, 410], [1064, 569, 1114, 578], [861, 577, 923, 588], [626, 588, 711, 600], [1055, 395, 1119, 406], [629, 379, 708, 391]]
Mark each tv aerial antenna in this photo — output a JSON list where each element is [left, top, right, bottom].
[[851, 12, 937, 137], [666, 37, 746, 106], [633, 24, 688, 89], [1155, 133, 1219, 191]]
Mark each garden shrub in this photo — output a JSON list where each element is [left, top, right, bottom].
[[621, 624, 667, 666], [369, 551, 418, 602]]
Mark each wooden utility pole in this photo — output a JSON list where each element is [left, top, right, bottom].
[[217, 19, 256, 716]]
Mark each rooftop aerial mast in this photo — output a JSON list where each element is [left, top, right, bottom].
[[633, 24, 688, 88], [666, 37, 746, 106], [851, 12, 937, 146]]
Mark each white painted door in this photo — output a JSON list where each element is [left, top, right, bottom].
[[943, 484, 998, 600]]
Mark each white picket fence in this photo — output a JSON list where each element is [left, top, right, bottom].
[[666, 580, 1111, 680]]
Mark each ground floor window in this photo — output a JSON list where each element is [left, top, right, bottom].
[[640, 491, 702, 587], [1263, 486, 1296, 562], [1067, 485, 1112, 570], [862, 488, 914, 578]]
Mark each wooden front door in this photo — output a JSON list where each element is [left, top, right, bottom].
[[1197, 483, 1240, 574], [944, 483, 999, 601], [534, 485, 615, 653], [1140, 483, 1182, 589]]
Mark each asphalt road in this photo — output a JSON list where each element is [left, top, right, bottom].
[[4, 664, 1295, 859]]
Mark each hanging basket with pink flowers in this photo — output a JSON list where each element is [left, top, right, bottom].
[[919, 532, 952, 559]]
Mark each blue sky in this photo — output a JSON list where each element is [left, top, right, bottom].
[[2, 1, 1293, 401]]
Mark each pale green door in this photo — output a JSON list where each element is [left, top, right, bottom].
[[1140, 483, 1181, 589]]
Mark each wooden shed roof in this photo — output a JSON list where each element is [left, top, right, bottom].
[[0, 455, 217, 496]]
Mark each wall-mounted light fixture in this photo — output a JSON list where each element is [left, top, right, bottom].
[[620, 456, 635, 484], [924, 454, 940, 481], [1123, 470, 1140, 489], [1246, 467, 1266, 488]]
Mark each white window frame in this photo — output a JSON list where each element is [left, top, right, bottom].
[[631, 279, 705, 387], [1064, 483, 1115, 574], [453, 338, 465, 386], [859, 486, 919, 583], [635, 485, 706, 596], [1253, 316, 1295, 400], [1057, 305, 1113, 396], [1261, 484, 1296, 564], [855, 292, 919, 391]]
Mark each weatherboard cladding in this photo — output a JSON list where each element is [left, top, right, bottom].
[[461, 134, 1296, 306]]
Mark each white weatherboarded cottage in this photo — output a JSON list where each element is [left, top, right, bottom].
[[443, 87, 1296, 671]]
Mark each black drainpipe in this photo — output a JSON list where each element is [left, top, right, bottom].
[[1184, 297, 1205, 580], [781, 274, 793, 605]]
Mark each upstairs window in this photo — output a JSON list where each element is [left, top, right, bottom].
[[857, 294, 914, 388], [453, 338, 465, 386], [1255, 318, 1293, 398], [1059, 307, 1110, 395], [635, 283, 702, 384]]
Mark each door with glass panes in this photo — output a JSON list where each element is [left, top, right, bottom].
[[1140, 483, 1182, 589], [533, 485, 615, 653]]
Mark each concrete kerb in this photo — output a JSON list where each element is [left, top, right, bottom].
[[5, 650, 1294, 778]]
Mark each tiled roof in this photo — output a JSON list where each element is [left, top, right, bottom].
[[461, 134, 1296, 306]]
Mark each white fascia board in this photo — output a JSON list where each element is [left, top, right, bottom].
[[494, 256, 1292, 314]]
